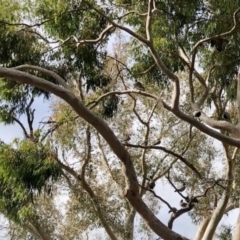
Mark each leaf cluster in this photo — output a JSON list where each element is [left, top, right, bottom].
[[0, 140, 61, 223]]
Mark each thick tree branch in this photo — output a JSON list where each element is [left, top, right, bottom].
[[32, 221, 52, 240], [24, 223, 43, 240], [146, 0, 154, 43], [237, 71, 240, 124], [202, 146, 234, 240], [199, 113, 239, 134], [148, 46, 180, 109], [12, 116, 29, 138], [0, 67, 190, 239], [173, 109, 240, 147], [1, 67, 240, 240], [2, 67, 240, 147], [14, 65, 70, 90]]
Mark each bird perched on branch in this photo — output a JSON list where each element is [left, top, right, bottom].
[[145, 175, 156, 189], [134, 80, 145, 91], [152, 138, 161, 146], [168, 207, 177, 213], [191, 197, 199, 203], [180, 199, 188, 208], [121, 135, 130, 143], [223, 112, 231, 122], [210, 38, 229, 52], [193, 111, 201, 118], [174, 182, 186, 192], [149, 181, 156, 189]]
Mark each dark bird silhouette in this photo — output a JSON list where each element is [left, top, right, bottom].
[[153, 139, 161, 146], [134, 80, 145, 91], [168, 207, 177, 213], [180, 199, 188, 208], [210, 38, 229, 52], [149, 181, 156, 189], [121, 135, 130, 143], [174, 183, 186, 192], [191, 198, 199, 203], [193, 111, 201, 118], [223, 112, 231, 122]]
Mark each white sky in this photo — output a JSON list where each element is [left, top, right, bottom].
[[0, 96, 51, 142]]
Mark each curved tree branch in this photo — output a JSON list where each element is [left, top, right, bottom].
[[14, 65, 70, 90], [76, 24, 115, 47], [0, 67, 189, 240], [12, 116, 29, 138]]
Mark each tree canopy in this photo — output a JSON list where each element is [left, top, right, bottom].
[[1, 0, 240, 239]]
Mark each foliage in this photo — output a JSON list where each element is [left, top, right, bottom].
[[0, 140, 61, 223]]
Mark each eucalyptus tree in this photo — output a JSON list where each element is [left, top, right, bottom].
[[0, 0, 240, 240]]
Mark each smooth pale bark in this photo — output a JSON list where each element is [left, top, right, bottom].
[[201, 192, 230, 240], [25, 224, 42, 239], [237, 72, 240, 123], [201, 156, 233, 240], [33, 222, 52, 240], [232, 198, 240, 240], [194, 217, 210, 240], [25, 222, 52, 240]]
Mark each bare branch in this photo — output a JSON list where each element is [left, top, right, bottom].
[[179, 49, 207, 89], [149, 46, 180, 109], [125, 143, 202, 177], [107, 55, 155, 77], [118, 11, 147, 19], [190, 8, 240, 85], [13, 65, 70, 90], [87, 90, 157, 109], [140, 184, 172, 209], [76, 25, 115, 47], [192, 7, 240, 53], [26, 97, 34, 137], [237, 70, 240, 124], [30, 221, 52, 240], [82, 0, 149, 45], [24, 29, 57, 44], [12, 116, 29, 138], [0, 18, 52, 29], [146, 0, 154, 42]]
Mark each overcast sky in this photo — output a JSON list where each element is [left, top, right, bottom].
[[0, 96, 51, 143]]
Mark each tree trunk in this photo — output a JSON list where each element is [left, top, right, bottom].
[[232, 198, 240, 240], [124, 209, 136, 240], [202, 191, 229, 240], [201, 152, 233, 240], [26, 222, 52, 240], [194, 217, 210, 240], [34, 222, 52, 240]]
